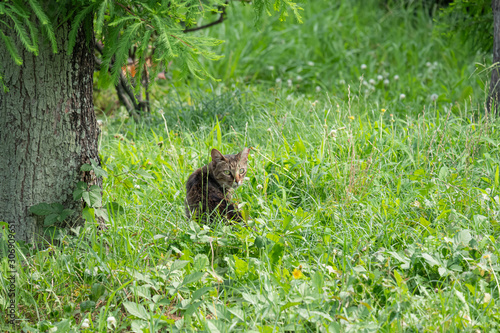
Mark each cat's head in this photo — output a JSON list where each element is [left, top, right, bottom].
[[210, 147, 250, 190]]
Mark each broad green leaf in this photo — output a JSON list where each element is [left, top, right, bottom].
[[29, 203, 55, 216], [421, 253, 440, 268], [181, 272, 204, 286], [43, 214, 59, 227], [124, 301, 148, 320], [234, 255, 248, 277], [269, 243, 284, 265], [192, 286, 213, 301], [90, 283, 106, 301]]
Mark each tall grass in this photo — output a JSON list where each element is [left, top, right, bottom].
[[2, 0, 500, 332]]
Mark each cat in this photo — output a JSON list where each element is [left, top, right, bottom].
[[185, 147, 250, 224]]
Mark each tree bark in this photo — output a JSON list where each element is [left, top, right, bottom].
[[489, 0, 500, 113], [0, 14, 100, 244]]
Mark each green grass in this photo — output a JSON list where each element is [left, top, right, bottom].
[[2, 0, 500, 332]]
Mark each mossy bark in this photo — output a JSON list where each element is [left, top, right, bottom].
[[0, 16, 100, 244]]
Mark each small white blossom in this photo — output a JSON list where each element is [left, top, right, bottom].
[[256, 184, 263, 190], [82, 319, 90, 329], [287, 79, 293, 87], [276, 78, 282, 84], [430, 93, 438, 101], [484, 293, 492, 304], [296, 75, 303, 82], [134, 184, 140, 189], [315, 86, 321, 92], [267, 65, 275, 71], [369, 79, 375, 85], [286, 94, 293, 101], [377, 75, 383, 81], [426, 62, 432, 67], [244, 177, 250, 181], [329, 129, 337, 137], [97, 119, 103, 127], [400, 93, 406, 100], [362, 80, 368, 86], [394, 75, 399, 80], [339, 79, 346, 85], [361, 64, 367, 70], [107, 316, 116, 326], [307, 61, 315, 66], [383, 79, 389, 85]]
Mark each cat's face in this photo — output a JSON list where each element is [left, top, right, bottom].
[[210, 148, 250, 190]]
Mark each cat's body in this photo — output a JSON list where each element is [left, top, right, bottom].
[[185, 148, 250, 223]]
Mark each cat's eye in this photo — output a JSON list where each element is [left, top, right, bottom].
[[224, 170, 231, 175], [239, 168, 245, 174]]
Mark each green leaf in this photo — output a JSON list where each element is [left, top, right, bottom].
[[192, 286, 213, 301], [30, 203, 55, 216], [81, 164, 93, 172], [44, 214, 59, 226], [58, 209, 74, 222], [180, 272, 204, 286], [234, 255, 248, 277], [82, 207, 95, 222], [312, 270, 323, 293], [73, 181, 87, 200], [123, 301, 148, 320], [90, 283, 106, 302], [421, 253, 440, 268], [95, 208, 109, 222], [79, 300, 95, 311], [269, 243, 284, 265], [455, 229, 472, 246]]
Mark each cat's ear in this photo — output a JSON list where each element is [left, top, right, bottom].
[[237, 147, 250, 163], [211, 148, 227, 163]]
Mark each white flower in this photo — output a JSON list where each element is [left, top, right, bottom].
[[296, 75, 303, 82], [361, 64, 367, 70], [483, 293, 492, 304], [430, 94, 438, 101], [383, 79, 389, 85], [107, 316, 116, 326], [329, 129, 337, 137], [276, 78, 282, 84], [267, 65, 275, 71], [393, 75, 399, 80], [339, 79, 346, 85], [315, 86, 321, 92], [377, 75, 383, 81], [244, 177, 250, 181], [369, 79, 375, 85], [256, 184, 263, 190], [307, 61, 315, 66], [97, 119, 103, 127], [134, 184, 140, 189], [82, 319, 90, 329], [400, 93, 406, 100], [286, 94, 293, 101], [287, 79, 293, 87], [426, 62, 431, 67]]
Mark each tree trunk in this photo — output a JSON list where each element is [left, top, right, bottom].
[[489, 0, 500, 113], [0, 14, 100, 244]]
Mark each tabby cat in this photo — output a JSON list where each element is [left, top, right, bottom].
[[185, 147, 250, 223]]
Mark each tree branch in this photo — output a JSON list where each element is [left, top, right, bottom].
[[184, 4, 227, 33]]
